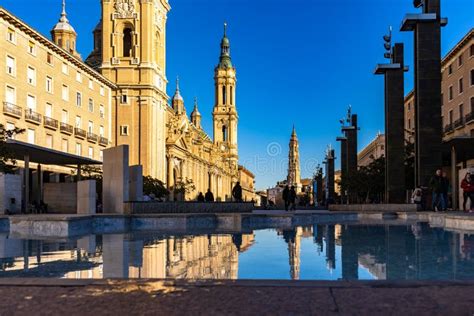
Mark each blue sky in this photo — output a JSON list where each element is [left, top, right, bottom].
[[2, 0, 473, 190]]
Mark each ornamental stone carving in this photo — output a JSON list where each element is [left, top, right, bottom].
[[114, 0, 137, 19]]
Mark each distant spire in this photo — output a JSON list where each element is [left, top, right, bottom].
[[172, 76, 183, 102], [194, 96, 198, 110], [219, 22, 232, 68], [60, 0, 69, 23], [292, 124, 296, 136], [176, 76, 180, 92], [224, 22, 227, 37]]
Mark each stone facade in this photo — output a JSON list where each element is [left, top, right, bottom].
[[358, 133, 385, 167], [238, 165, 255, 202]]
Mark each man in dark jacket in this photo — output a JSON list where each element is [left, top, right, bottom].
[[232, 182, 243, 202], [429, 169, 444, 211], [282, 185, 290, 211], [205, 189, 214, 202], [289, 186, 297, 211]]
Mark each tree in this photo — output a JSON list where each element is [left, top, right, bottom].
[[0, 124, 25, 174], [173, 178, 196, 200], [143, 176, 168, 199]]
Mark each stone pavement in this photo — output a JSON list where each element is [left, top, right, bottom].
[[1, 279, 474, 315]]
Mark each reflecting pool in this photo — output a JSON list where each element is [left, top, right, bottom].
[[1, 223, 474, 280]]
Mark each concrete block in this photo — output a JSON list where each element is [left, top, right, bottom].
[[44, 183, 77, 214], [103, 145, 129, 214], [0, 173, 21, 214], [129, 165, 143, 202], [77, 180, 96, 215]]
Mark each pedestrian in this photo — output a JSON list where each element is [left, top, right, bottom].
[[205, 189, 214, 202], [289, 186, 297, 211], [232, 182, 243, 202], [411, 187, 423, 205], [441, 171, 450, 211], [429, 169, 444, 212], [197, 192, 205, 202], [461, 172, 474, 212], [282, 185, 290, 211]]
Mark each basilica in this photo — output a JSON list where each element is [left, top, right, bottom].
[[0, 0, 249, 202]]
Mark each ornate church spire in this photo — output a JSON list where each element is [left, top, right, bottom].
[[218, 22, 232, 69], [191, 97, 202, 129], [172, 76, 185, 114], [51, 0, 79, 57], [287, 126, 301, 192]]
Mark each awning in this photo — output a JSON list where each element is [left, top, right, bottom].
[[4, 139, 102, 165], [442, 136, 474, 162]]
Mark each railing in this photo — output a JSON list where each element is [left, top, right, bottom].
[[60, 122, 73, 134], [465, 112, 474, 123], [43, 116, 58, 130], [444, 123, 454, 134], [87, 132, 98, 143], [453, 118, 465, 129], [99, 136, 109, 147], [74, 127, 86, 139], [25, 109, 42, 124], [3, 102, 22, 118]]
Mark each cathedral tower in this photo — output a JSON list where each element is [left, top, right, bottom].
[[213, 23, 238, 173], [287, 126, 301, 192], [91, 0, 170, 180], [190, 97, 202, 129], [51, 0, 80, 58]]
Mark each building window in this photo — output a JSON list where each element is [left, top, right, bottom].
[[6, 55, 15, 76], [88, 147, 93, 159], [27, 129, 35, 144], [46, 76, 53, 93], [28, 41, 36, 56], [449, 110, 453, 125], [222, 86, 226, 104], [99, 104, 105, 118], [449, 85, 453, 101], [471, 97, 474, 114], [408, 102, 411, 111], [120, 125, 129, 136], [75, 116, 82, 128], [408, 118, 411, 130], [76, 92, 82, 107], [27, 94, 36, 111], [45, 103, 52, 118], [459, 77, 463, 94], [448, 64, 453, 75], [230, 86, 233, 105], [99, 125, 104, 137], [47, 52, 53, 65], [62, 138, 68, 153], [75, 143, 82, 156], [123, 28, 132, 57], [88, 80, 93, 90], [6, 28, 16, 43], [120, 94, 128, 104], [27, 66, 36, 85], [222, 125, 227, 142], [62, 62, 68, 75], [459, 103, 464, 121], [458, 54, 463, 67], [100, 86, 105, 96], [5, 85, 16, 104], [46, 134, 53, 149], [99, 150, 103, 162], [471, 69, 474, 86], [62, 85, 69, 101], [471, 44, 474, 57], [76, 71, 82, 82], [88, 98, 94, 112], [88, 121, 93, 133], [61, 110, 68, 123]]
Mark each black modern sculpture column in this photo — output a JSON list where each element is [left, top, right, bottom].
[[336, 135, 347, 200], [324, 149, 336, 204], [401, 0, 447, 187], [375, 42, 407, 203], [345, 114, 358, 174]]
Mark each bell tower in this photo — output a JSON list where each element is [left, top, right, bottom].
[[213, 23, 238, 172], [95, 0, 170, 181]]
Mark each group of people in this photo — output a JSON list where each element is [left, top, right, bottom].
[[196, 182, 244, 203], [282, 185, 297, 211], [412, 169, 474, 212]]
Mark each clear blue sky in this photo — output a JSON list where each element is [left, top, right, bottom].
[[2, 0, 473, 190]]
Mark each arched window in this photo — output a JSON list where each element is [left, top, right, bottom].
[[222, 86, 226, 104], [230, 86, 233, 105], [222, 125, 227, 142], [123, 28, 132, 57]]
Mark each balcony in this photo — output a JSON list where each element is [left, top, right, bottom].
[[466, 112, 474, 124], [43, 116, 58, 130], [87, 132, 98, 143], [444, 123, 454, 134], [3, 102, 22, 118], [74, 127, 86, 139], [60, 122, 73, 135], [25, 109, 42, 125], [453, 118, 465, 129], [99, 136, 109, 147]]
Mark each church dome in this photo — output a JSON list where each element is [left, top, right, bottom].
[[52, 0, 76, 33]]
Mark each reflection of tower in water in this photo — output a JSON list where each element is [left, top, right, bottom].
[[313, 224, 324, 254], [325, 225, 336, 271], [283, 227, 301, 280]]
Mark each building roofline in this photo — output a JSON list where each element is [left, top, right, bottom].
[[441, 28, 474, 68], [238, 165, 255, 178], [0, 6, 117, 89]]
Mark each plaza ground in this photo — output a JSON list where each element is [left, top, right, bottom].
[[1, 278, 474, 315]]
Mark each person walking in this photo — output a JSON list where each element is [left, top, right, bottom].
[[461, 173, 474, 212], [205, 189, 214, 202], [282, 185, 290, 211], [429, 169, 444, 212], [289, 186, 297, 211], [441, 171, 450, 211], [232, 182, 243, 202], [197, 192, 205, 202]]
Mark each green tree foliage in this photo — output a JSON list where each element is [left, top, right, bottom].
[[143, 176, 168, 199], [0, 124, 25, 174]]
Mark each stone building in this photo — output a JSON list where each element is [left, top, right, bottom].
[[357, 133, 385, 167], [0, 5, 114, 174], [238, 165, 256, 202], [0, 1, 247, 203], [287, 126, 301, 192]]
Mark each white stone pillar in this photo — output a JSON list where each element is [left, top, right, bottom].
[[103, 145, 129, 214], [77, 180, 96, 214]]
